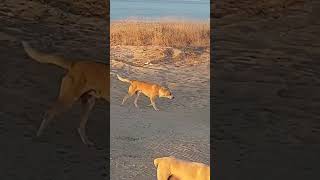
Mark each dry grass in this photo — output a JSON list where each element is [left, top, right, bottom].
[[111, 20, 210, 48]]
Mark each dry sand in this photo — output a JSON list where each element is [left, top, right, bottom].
[[110, 46, 210, 179], [1, 1, 109, 179]]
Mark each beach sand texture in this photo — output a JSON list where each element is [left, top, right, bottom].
[[110, 45, 210, 179]]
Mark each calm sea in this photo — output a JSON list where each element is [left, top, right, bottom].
[[111, 0, 210, 21]]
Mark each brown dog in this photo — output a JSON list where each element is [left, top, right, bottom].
[[154, 156, 210, 180], [116, 74, 174, 111], [22, 41, 109, 145]]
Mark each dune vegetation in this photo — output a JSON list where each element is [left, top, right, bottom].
[[110, 20, 210, 48]]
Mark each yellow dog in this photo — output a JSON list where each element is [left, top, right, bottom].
[[154, 156, 210, 180], [117, 74, 174, 111], [22, 41, 109, 145]]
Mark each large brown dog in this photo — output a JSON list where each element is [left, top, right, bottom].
[[116, 74, 174, 111], [154, 156, 210, 180], [22, 41, 109, 145]]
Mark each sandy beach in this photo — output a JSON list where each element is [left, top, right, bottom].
[[110, 45, 210, 179]]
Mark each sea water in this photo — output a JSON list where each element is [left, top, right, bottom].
[[111, 0, 210, 21]]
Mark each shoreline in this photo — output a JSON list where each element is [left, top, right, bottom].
[[110, 16, 210, 23]]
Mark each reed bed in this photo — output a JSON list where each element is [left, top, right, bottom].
[[111, 20, 210, 48]]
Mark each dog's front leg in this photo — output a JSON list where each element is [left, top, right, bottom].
[[134, 91, 141, 108], [150, 97, 159, 111]]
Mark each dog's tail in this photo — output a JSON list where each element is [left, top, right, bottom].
[[154, 158, 160, 168], [22, 41, 72, 70], [117, 74, 131, 84]]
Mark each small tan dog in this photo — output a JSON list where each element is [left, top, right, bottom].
[[116, 74, 174, 111], [154, 156, 210, 180], [22, 41, 109, 146]]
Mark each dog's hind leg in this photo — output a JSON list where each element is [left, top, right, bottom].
[[121, 94, 130, 105], [78, 92, 96, 146], [37, 100, 71, 137], [134, 91, 141, 108], [37, 107, 58, 137], [37, 75, 79, 137], [122, 85, 135, 105]]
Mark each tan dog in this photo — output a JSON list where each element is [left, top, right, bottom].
[[116, 74, 174, 111], [22, 41, 109, 146], [154, 157, 210, 180]]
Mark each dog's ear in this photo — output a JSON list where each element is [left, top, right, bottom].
[[154, 158, 159, 168]]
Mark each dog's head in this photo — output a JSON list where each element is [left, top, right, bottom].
[[159, 87, 174, 99]]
